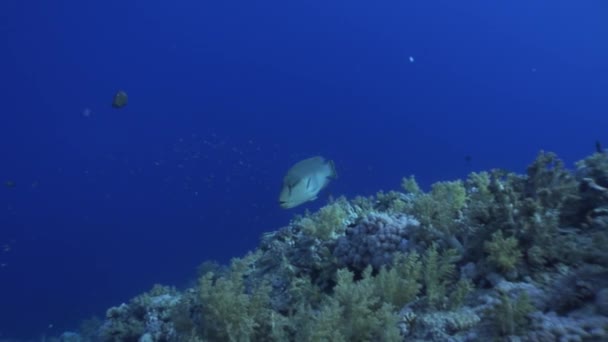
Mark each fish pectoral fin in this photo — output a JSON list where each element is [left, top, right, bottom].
[[306, 177, 312, 190], [308, 195, 318, 202]]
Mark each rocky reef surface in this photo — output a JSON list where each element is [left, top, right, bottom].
[[51, 151, 608, 341]]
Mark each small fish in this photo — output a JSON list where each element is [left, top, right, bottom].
[[112, 90, 128, 109], [5, 180, 15, 188], [596, 140, 603, 154], [464, 154, 473, 169], [279, 156, 337, 209]]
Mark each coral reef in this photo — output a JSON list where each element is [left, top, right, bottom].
[[484, 230, 522, 273], [97, 285, 181, 341], [50, 150, 608, 342], [334, 212, 419, 271]]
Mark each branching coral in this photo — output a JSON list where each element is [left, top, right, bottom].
[[463, 152, 586, 269], [296, 196, 355, 240], [287, 267, 402, 342], [198, 256, 275, 341], [525, 151, 577, 210], [401, 175, 422, 195], [84, 150, 608, 342], [491, 291, 534, 336], [374, 252, 422, 308], [484, 230, 522, 273], [411, 180, 467, 232], [422, 244, 460, 309], [99, 285, 181, 341]]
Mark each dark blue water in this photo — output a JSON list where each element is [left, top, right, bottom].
[[1, 0, 606, 338]]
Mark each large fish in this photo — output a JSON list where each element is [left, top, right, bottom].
[[279, 156, 337, 209]]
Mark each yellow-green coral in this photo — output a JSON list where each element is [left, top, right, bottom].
[[434, 180, 467, 212], [484, 230, 522, 273], [198, 256, 274, 341], [401, 175, 422, 195], [492, 291, 534, 336], [465, 172, 493, 220], [467, 171, 491, 195], [297, 197, 351, 240], [333, 268, 386, 340], [374, 190, 411, 213], [527, 151, 577, 209], [448, 278, 473, 310], [292, 267, 401, 342], [374, 252, 422, 308], [331, 268, 401, 341], [300, 299, 346, 342], [411, 180, 467, 232], [422, 244, 459, 309]]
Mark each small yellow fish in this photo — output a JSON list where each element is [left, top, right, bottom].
[[112, 90, 128, 108]]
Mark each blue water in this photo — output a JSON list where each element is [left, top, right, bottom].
[[0, 0, 606, 338]]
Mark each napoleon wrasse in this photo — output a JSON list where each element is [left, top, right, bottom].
[[279, 156, 337, 209]]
